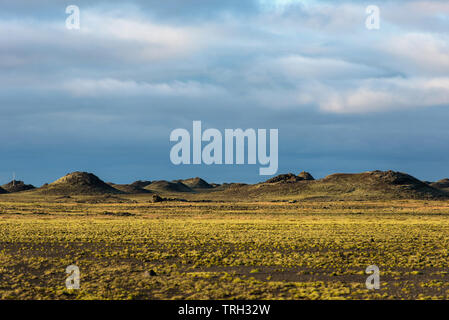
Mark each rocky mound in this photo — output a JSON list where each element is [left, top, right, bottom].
[[430, 179, 449, 189], [216, 170, 447, 200], [35, 172, 122, 195], [2, 180, 35, 193], [0, 186, 7, 194], [209, 182, 247, 192], [178, 177, 212, 189], [318, 170, 446, 199], [298, 171, 315, 180], [265, 172, 315, 184], [265, 173, 305, 183], [145, 180, 193, 193]]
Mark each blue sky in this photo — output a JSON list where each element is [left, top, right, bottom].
[[1, 0, 449, 185]]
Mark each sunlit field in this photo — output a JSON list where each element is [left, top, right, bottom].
[[1, 198, 449, 299]]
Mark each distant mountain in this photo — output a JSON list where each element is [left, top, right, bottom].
[[218, 170, 447, 200], [315, 170, 444, 199], [34, 172, 122, 195], [2, 170, 446, 200], [145, 180, 193, 193], [177, 177, 212, 189]]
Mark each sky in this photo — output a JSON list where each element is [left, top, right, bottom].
[[1, 0, 449, 186]]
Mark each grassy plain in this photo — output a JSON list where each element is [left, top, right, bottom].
[[1, 196, 449, 299]]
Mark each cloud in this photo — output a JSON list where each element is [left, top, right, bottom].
[[0, 11, 207, 72], [62, 78, 225, 97], [383, 1, 449, 33], [81, 11, 205, 60], [317, 77, 449, 113], [384, 33, 449, 75], [261, 55, 386, 81]]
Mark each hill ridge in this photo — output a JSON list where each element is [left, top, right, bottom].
[[2, 169, 447, 200]]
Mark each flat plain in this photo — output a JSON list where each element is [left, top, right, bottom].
[[1, 195, 449, 300]]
